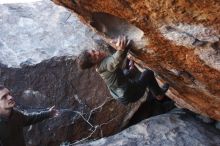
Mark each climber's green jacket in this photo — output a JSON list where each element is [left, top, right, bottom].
[[96, 48, 130, 103]]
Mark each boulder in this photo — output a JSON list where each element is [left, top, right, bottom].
[[75, 108, 220, 146], [1, 55, 143, 146], [0, 0, 99, 68], [0, 1, 142, 145], [53, 0, 220, 120]]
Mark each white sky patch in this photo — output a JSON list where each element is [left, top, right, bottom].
[[0, 0, 41, 4]]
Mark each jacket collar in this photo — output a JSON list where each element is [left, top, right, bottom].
[[0, 109, 14, 122]]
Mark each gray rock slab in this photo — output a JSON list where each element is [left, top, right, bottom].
[[0, 0, 99, 67], [75, 109, 220, 146]]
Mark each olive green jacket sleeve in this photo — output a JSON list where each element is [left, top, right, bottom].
[[97, 50, 128, 73]]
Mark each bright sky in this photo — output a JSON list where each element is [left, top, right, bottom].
[[0, 0, 41, 4]]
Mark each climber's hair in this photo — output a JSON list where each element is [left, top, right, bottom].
[[78, 50, 95, 69], [0, 85, 5, 91]]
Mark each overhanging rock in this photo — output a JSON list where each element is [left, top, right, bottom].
[[0, 1, 144, 145], [53, 0, 220, 120]]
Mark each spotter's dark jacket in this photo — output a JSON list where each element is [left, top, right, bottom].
[[0, 109, 51, 146]]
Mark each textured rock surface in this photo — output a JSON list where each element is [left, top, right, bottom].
[[1, 0, 219, 145], [53, 0, 220, 120], [0, 0, 99, 67], [0, 1, 142, 145], [0, 56, 138, 146], [75, 108, 220, 146]]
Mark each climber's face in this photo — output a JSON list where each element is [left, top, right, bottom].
[[87, 50, 107, 64]]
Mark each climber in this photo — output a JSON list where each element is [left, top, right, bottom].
[[77, 36, 169, 105], [0, 85, 59, 146]]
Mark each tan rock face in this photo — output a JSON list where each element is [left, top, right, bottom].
[[53, 0, 220, 120]]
